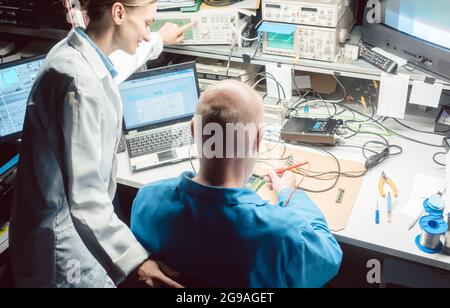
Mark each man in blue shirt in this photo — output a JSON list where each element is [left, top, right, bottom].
[[131, 80, 342, 287]]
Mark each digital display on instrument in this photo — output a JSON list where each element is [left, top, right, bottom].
[[267, 32, 294, 50], [301, 7, 318, 12], [151, 18, 194, 40]]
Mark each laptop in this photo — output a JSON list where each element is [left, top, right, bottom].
[[119, 62, 200, 172], [0, 55, 45, 142]]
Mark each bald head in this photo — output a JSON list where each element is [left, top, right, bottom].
[[196, 80, 263, 125], [192, 80, 265, 165]]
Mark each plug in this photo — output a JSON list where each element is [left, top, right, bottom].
[[365, 147, 389, 170]]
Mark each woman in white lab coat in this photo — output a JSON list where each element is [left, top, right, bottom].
[[9, 0, 191, 288]]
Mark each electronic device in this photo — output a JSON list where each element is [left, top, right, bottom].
[[120, 62, 200, 172], [260, 7, 355, 62], [240, 17, 256, 48], [0, 0, 62, 28], [245, 175, 265, 192], [262, 0, 352, 28], [0, 55, 45, 142], [364, 147, 389, 170], [150, 9, 239, 45], [435, 105, 450, 137], [0, 154, 18, 198], [0, 143, 19, 223], [280, 118, 341, 145], [195, 58, 261, 91], [359, 44, 398, 73], [362, 0, 450, 82]]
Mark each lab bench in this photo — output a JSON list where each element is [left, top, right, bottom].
[[116, 101, 450, 288]]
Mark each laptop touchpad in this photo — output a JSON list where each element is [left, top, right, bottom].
[[158, 150, 177, 162]]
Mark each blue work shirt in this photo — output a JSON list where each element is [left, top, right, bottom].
[[131, 171, 342, 288]]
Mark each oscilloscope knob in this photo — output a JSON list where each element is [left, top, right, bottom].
[[200, 27, 209, 36], [339, 29, 348, 43]]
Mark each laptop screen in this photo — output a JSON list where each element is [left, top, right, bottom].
[[120, 62, 199, 131], [0, 56, 45, 141]]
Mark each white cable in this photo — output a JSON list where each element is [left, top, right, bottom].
[[252, 77, 266, 89], [345, 121, 391, 135], [304, 74, 347, 104], [240, 36, 260, 41], [336, 138, 387, 151], [231, 23, 259, 43], [225, 41, 236, 77]]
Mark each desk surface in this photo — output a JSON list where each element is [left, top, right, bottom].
[[117, 107, 450, 271]]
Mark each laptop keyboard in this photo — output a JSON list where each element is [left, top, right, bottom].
[[127, 126, 193, 158]]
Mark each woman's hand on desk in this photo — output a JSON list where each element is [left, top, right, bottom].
[[265, 169, 296, 195], [137, 259, 184, 288]]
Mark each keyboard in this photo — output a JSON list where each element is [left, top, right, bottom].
[[127, 126, 193, 158]]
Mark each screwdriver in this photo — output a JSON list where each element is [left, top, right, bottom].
[[375, 201, 380, 225], [387, 192, 392, 223]]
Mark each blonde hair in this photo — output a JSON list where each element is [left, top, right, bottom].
[[78, 0, 157, 21]]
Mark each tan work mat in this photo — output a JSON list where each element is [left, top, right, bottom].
[[254, 143, 366, 232]]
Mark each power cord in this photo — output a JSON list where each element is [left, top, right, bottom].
[[338, 122, 403, 170], [251, 32, 263, 60], [391, 118, 448, 137], [225, 43, 235, 78], [432, 152, 446, 167], [334, 100, 445, 148], [240, 72, 287, 101]]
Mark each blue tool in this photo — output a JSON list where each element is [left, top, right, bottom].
[[409, 189, 446, 230], [387, 192, 392, 223], [375, 201, 380, 224]]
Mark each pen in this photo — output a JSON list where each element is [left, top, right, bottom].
[[275, 161, 309, 175]]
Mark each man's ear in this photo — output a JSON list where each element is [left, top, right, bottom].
[[190, 118, 195, 139], [111, 2, 126, 25], [256, 126, 265, 153]]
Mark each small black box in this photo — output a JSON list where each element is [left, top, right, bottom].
[[280, 118, 340, 146]]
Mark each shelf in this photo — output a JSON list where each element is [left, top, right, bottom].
[[164, 27, 450, 90], [1, 24, 448, 90], [0, 25, 68, 41]]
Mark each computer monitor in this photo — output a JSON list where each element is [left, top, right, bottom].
[[119, 61, 200, 132], [0, 56, 45, 142], [362, 0, 450, 82]]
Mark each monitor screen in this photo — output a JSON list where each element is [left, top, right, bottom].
[[0, 56, 45, 141], [383, 0, 450, 50], [120, 64, 199, 130]]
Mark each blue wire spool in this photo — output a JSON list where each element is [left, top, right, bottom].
[[415, 215, 448, 254], [423, 195, 445, 216]]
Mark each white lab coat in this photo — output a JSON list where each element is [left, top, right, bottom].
[[9, 28, 163, 287]]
